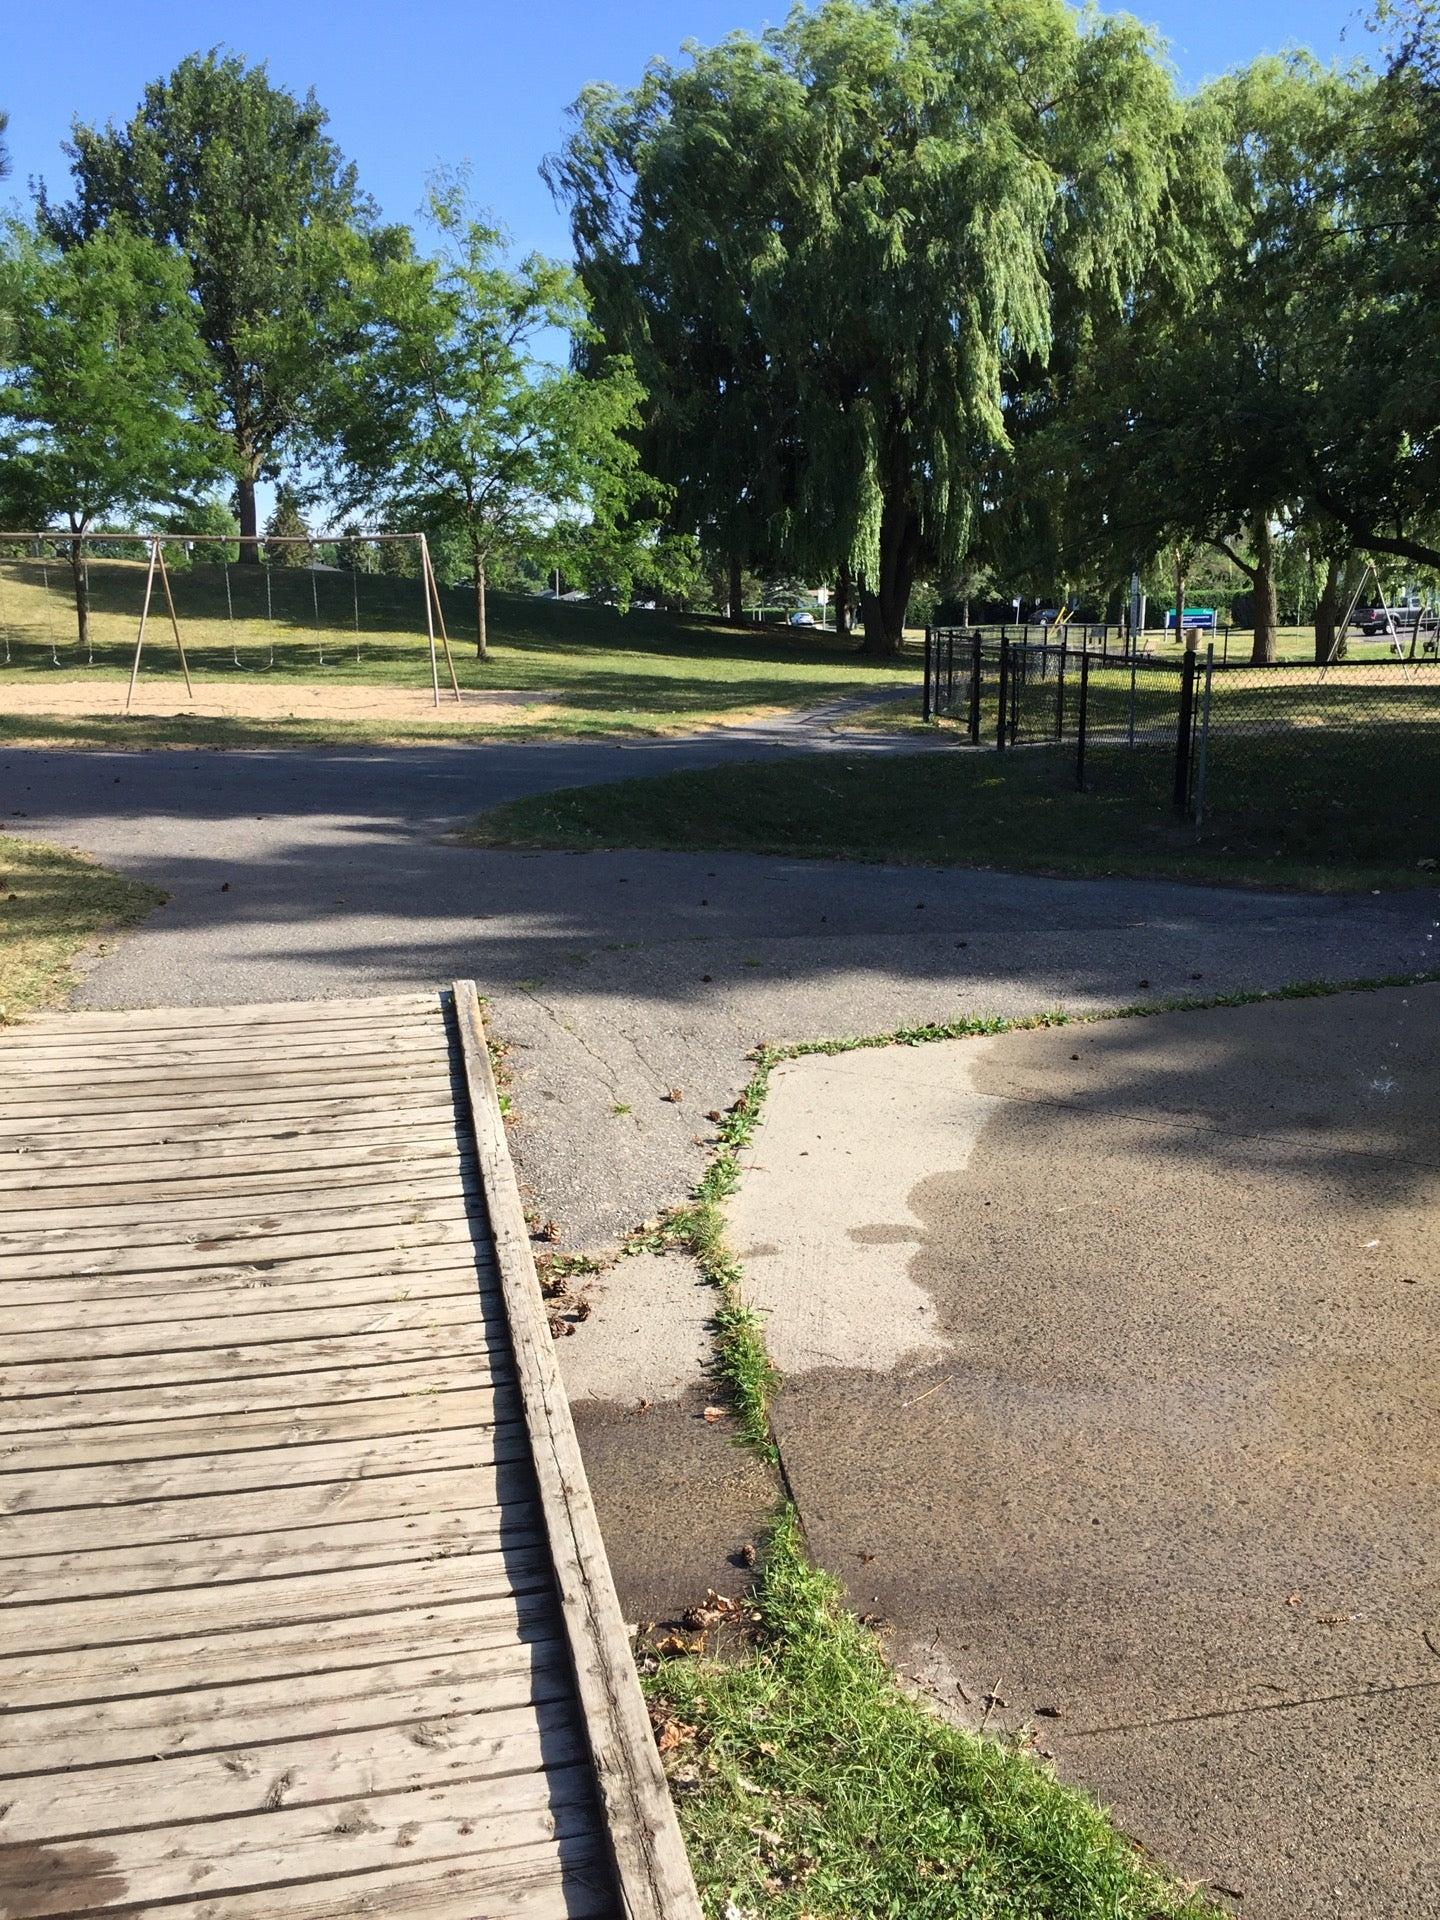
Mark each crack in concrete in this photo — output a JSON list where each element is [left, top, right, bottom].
[[1063, 1672, 1440, 1739], [509, 983, 627, 1107]]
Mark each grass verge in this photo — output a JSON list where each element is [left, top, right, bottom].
[[644, 1507, 1220, 1919], [637, 968, 1436, 1916], [0, 834, 162, 1023], [465, 744, 1440, 891]]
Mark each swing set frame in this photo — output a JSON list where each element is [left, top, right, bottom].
[[0, 529, 463, 712]]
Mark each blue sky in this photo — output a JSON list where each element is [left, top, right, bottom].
[[4, 1, 1377, 260]]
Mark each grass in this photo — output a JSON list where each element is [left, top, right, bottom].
[[0, 834, 162, 1023], [645, 1507, 1220, 1920], [464, 733, 1440, 891], [0, 557, 912, 745]]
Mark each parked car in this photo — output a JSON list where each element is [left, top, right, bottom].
[[789, 611, 817, 626]]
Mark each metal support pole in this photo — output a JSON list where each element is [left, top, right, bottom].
[[1128, 650, 1137, 748], [1056, 636, 1068, 739], [1173, 647, 1197, 817], [946, 629, 956, 711], [922, 626, 934, 721], [996, 632, 1010, 750], [1076, 650, 1090, 790], [124, 540, 160, 713], [1193, 643, 1214, 830], [969, 630, 982, 743]]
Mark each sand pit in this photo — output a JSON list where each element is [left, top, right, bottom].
[[0, 679, 557, 726]]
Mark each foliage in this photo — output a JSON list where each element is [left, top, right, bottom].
[[327, 183, 655, 654], [0, 221, 223, 646], [39, 51, 405, 555], [549, 0, 1198, 653], [264, 484, 312, 565]]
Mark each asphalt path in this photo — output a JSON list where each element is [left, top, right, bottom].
[[4, 723, 1435, 1250]]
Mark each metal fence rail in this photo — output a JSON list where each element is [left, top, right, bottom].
[[922, 628, 1440, 847]]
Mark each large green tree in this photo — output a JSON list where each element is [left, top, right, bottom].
[[39, 51, 402, 560], [328, 190, 651, 656], [548, 0, 1193, 654], [0, 222, 224, 648]]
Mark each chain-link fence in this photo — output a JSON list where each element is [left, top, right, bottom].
[[923, 628, 1440, 864]]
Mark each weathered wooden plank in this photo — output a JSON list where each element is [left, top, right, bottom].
[[0, 1592, 561, 1710], [0, 1638, 575, 1776], [0, 1383, 514, 1470], [0, 1151, 476, 1212], [0, 1265, 487, 1335], [0, 1323, 498, 1400], [9, 992, 439, 1035], [0, 1125, 466, 1186], [106, 1841, 618, 1920], [3, 1702, 588, 1843], [0, 1543, 557, 1655], [0, 1503, 541, 1604], [0, 1210, 482, 1283], [0, 1781, 604, 1917], [0, 1460, 533, 1556], [2, 1292, 493, 1365], [0, 1026, 448, 1074], [0, 1172, 479, 1240], [0, 1103, 460, 1158], [0, 1418, 527, 1511], [452, 980, 702, 1920], [0, 1070, 458, 1126], [0, 1069, 454, 1121], [0, 1350, 504, 1432], [0, 1036, 450, 1087], [0, 1244, 491, 1310]]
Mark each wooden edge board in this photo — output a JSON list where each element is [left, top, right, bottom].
[[450, 978, 702, 1920]]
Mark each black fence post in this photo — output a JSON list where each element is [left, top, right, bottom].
[[969, 629, 982, 743], [1173, 646, 1197, 816], [996, 632, 1010, 750], [1056, 635, 1068, 740], [923, 625, 934, 721], [946, 629, 956, 712], [1076, 650, 1090, 789]]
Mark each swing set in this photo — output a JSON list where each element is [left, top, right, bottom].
[[1323, 561, 1438, 679], [0, 529, 464, 710]]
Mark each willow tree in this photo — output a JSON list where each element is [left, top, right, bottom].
[[548, 0, 1190, 654]]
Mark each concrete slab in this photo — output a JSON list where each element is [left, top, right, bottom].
[[733, 985, 1440, 1919]]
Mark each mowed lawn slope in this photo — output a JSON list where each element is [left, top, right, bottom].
[[465, 743, 1440, 892], [0, 834, 162, 1021], [0, 557, 912, 745]]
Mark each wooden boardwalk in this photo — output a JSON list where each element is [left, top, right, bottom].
[[0, 984, 698, 1920]]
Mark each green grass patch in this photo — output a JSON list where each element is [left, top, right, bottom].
[[0, 559, 912, 743], [0, 834, 162, 1023], [645, 1507, 1220, 1920], [465, 740, 1440, 891]]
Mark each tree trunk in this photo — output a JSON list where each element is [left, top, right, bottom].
[[857, 491, 922, 656], [727, 553, 743, 625], [835, 565, 852, 636], [67, 533, 89, 659], [1249, 514, 1278, 664], [473, 552, 488, 659], [236, 463, 261, 566], [1313, 553, 1353, 663]]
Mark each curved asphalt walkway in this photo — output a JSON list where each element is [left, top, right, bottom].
[[4, 725, 1437, 1652]]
